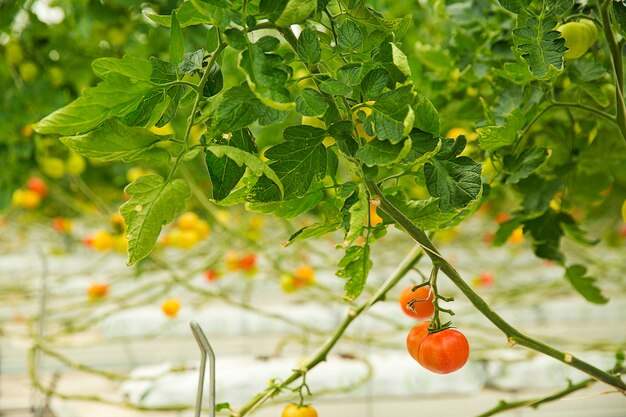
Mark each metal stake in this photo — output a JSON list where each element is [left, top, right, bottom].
[[190, 321, 216, 417]]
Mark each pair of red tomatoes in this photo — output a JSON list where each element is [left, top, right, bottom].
[[399, 284, 470, 374]]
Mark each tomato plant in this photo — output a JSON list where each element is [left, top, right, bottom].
[[2, 0, 626, 415]]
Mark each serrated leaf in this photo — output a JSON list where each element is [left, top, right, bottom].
[[496, 0, 531, 14], [477, 110, 523, 152], [424, 157, 482, 211], [391, 43, 411, 78], [565, 265, 608, 304], [121, 175, 191, 265], [170, 10, 184, 66], [92, 56, 153, 82], [336, 245, 372, 301], [361, 68, 391, 99], [147, 1, 238, 27], [247, 125, 326, 202], [34, 74, 153, 135], [297, 28, 321, 64], [513, 17, 566, 79], [239, 43, 294, 110], [413, 94, 439, 136], [370, 85, 416, 143], [295, 88, 328, 117], [60, 119, 170, 163], [206, 144, 284, 197], [246, 185, 324, 219], [205, 129, 258, 200], [403, 130, 441, 165], [319, 79, 352, 96], [356, 137, 412, 167], [345, 184, 368, 244], [261, 0, 316, 26], [504, 146, 549, 184], [329, 120, 358, 158], [179, 49, 205, 74], [338, 19, 364, 51]]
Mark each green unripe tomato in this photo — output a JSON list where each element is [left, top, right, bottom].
[[19, 61, 39, 83], [41, 157, 66, 179], [557, 20, 597, 60], [66, 152, 86, 176], [48, 66, 64, 87], [5, 41, 24, 66]]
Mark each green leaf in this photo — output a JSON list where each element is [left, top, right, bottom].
[[34, 74, 153, 135], [477, 110, 523, 152], [297, 28, 321, 64], [319, 79, 352, 96], [524, 209, 568, 262], [224, 28, 248, 50], [295, 88, 329, 117], [356, 137, 412, 167], [513, 17, 566, 79], [239, 43, 294, 110], [170, 11, 184, 66], [329, 120, 358, 158], [59, 119, 170, 163], [614, 1, 626, 37], [345, 184, 368, 244], [336, 244, 372, 301], [361, 68, 391, 100], [148, 1, 238, 27], [205, 129, 258, 200], [424, 156, 482, 211], [261, 0, 317, 27], [564, 265, 608, 304], [413, 95, 440, 136], [370, 86, 416, 143], [504, 147, 549, 184], [391, 43, 411, 78], [517, 175, 563, 214], [92, 56, 152, 82], [247, 125, 327, 202], [496, 0, 531, 14], [338, 19, 364, 51], [403, 130, 441, 166], [247, 185, 324, 219], [206, 144, 284, 198], [179, 50, 205, 74], [121, 175, 191, 265]]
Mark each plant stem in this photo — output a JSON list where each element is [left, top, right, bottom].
[[234, 244, 424, 416], [364, 179, 626, 392], [600, 0, 626, 142]]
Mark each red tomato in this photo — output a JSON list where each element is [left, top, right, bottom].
[[238, 254, 256, 270], [406, 321, 430, 362], [495, 213, 510, 224], [418, 328, 470, 374], [281, 404, 318, 417], [27, 177, 48, 197], [399, 284, 434, 320], [204, 269, 220, 282]]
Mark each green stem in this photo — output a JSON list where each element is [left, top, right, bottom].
[[600, 0, 626, 142], [364, 179, 626, 392], [235, 244, 424, 417]]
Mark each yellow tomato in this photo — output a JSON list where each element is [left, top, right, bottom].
[[196, 220, 210, 239], [12, 189, 41, 209], [110, 213, 126, 233], [126, 167, 146, 183], [280, 274, 298, 293], [621, 199, 626, 223], [161, 299, 180, 318], [190, 124, 206, 145], [508, 227, 524, 244], [281, 404, 318, 417], [369, 204, 383, 226], [177, 212, 200, 230], [87, 282, 109, 299], [170, 228, 200, 249], [113, 235, 128, 253], [91, 230, 115, 252], [352, 102, 375, 141]]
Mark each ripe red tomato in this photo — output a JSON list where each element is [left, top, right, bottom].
[[406, 321, 430, 362], [399, 284, 434, 320], [204, 269, 220, 282], [27, 177, 48, 197], [238, 254, 257, 270], [281, 404, 318, 417], [418, 328, 470, 374]]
